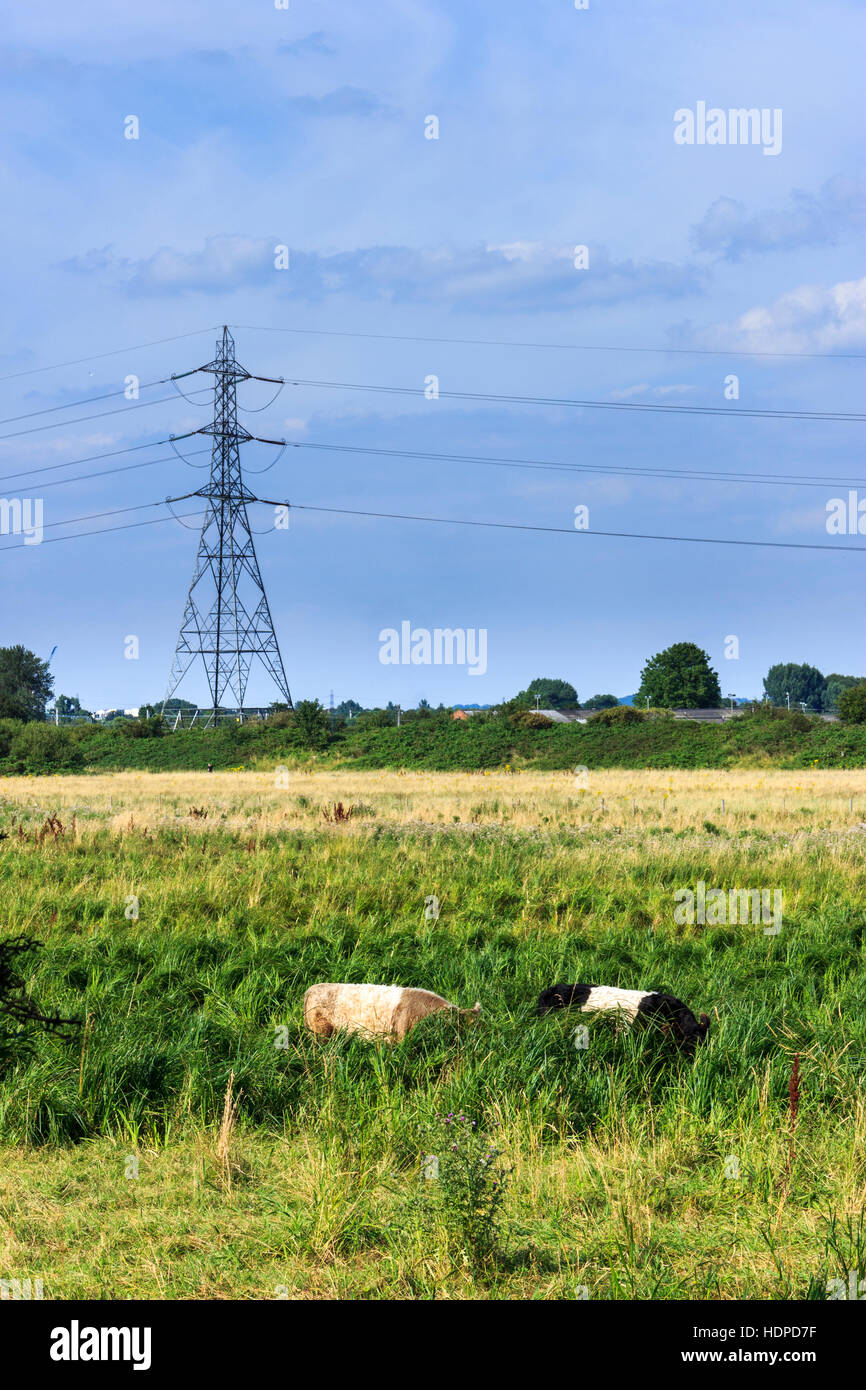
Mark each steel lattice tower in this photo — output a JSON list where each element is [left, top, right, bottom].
[[162, 327, 292, 722]]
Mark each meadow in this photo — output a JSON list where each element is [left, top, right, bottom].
[[0, 769, 864, 1300]]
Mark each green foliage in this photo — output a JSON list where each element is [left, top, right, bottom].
[[509, 711, 554, 729], [117, 715, 165, 739], [838, 682, 866, 724], [0, 645, 54, 722], [588, 704, 645, 726], [6, 723, 84, 773], [824, 674, 863, 714], [763, 663, 827, 712], [0, 936, 80, 1075], [293, 699, 331, 749], [334, 699, 363, 720], [11, 698, 866, 773], [0, 717, 23, 759], [0, 817, 862, 1297], [354, 708, 394, 730], [513, 677, 577, 709], [54, 694, 91, 719], [740, 703, 814, 732], [636, 642, 721, 710], [583, 694, 619, 710], [418, 1113, 511, 1273], [265, 710, 294, 729]]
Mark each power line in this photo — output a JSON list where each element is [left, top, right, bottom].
[[0, 437, 204, 485], [4, 489, 863, 556], [0, 376, 193, 429], [5, 428, 866, 496], [231, 321, 866, 363], [250, 495, 866, 554], [0, 327, 219, 385], [284, 438, 866, 491], [282, 376, 866, 423], [0, 390, 212, 444], [22, 452, 209, 492], [16, 499, 179, 532], [0, 509, 205, 552]]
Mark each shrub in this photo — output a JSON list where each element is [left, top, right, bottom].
[[6, 723, 84, 774], [354, 709, 393, 730], [741, 704, 813, 732], [67, 722, 102, 742], [839, 683, 866, 725], [118, 716, 165, 739], [265, 711, 294, 729], [588, 704, 645, 726], [509, 711, 553, 729], [0, 718, 23, 759]]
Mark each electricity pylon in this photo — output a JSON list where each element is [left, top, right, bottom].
[[162, 327, 292, 724]]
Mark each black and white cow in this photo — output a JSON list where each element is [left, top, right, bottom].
[[536, 983, 710, 1051]]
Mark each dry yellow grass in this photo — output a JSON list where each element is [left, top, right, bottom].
[[3, 767, 866, 838]]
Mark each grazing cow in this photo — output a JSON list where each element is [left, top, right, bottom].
[[536, 983, 710, 1050], [304, 982, 481, 1041]]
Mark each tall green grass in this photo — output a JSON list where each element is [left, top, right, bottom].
[[0, 819, 863, 1297]]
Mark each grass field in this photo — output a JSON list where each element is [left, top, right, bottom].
[[0, 769, 864, 1300]]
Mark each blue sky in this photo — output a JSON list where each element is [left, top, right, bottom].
[[2, 0, 865, 710]]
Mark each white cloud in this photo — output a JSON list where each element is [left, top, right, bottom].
[[678, 276, 866, 355]]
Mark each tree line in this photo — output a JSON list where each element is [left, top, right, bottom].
[[2, 641, 866, 730]]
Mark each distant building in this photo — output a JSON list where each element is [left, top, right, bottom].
[[538, 709, 597, 724]]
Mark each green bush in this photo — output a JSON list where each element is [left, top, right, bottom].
[[509, 711, 554, 729], [265, 711, 294, 729], [117, 716, 166, 739], [839, 683, 866, 725], [354, 709, 394, 730], [0, 718, 23, 759], [588, 704, 645, 726], [6, 723, 84, 774]]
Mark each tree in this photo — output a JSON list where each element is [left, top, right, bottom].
[[763, 662, 826, 712], [292, 698, 331, 749], [583, 694, 619, 710], [513, 677, 578, 710], [354, 708, 393, 729], [824, 673, 863, 713], [335, 699, 363, 720], [0, 646, 54, 722], [54, 694, 92, 719], [636, 643, 721, 709], [838, 682, 866, 724]]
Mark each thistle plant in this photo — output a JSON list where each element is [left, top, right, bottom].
[[420, 1112, 512, 1274]]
